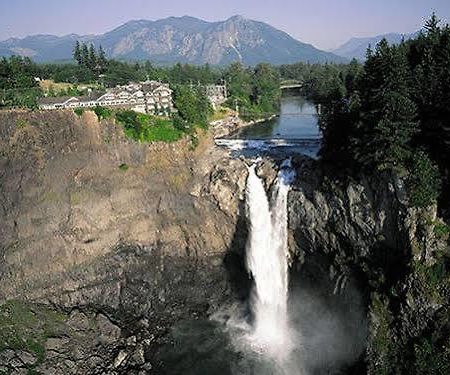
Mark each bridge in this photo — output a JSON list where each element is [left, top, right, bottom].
[[280, 80, 303, 90]]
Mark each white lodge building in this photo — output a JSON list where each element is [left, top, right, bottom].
[[38, 81, 173, 115]]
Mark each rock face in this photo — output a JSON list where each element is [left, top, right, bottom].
[[289, 158, 408, 259], [0, 16, 346, 64], [1, 111, 447, 373], [0, 110, 239, 303], [287, 157, 450, 374], [0, 109, 254, 373], [288, 156, 444, 273]]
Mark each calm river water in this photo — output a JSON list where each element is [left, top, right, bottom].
[[233, 95, 321, 140]]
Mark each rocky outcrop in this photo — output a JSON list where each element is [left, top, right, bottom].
[[287, 157, 450, 374], [286, 157, 448, 265], [0, 110, 240, 301], [0, 109, 255, 373]]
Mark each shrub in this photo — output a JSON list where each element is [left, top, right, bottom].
[[433, 222, 450, 239], [93, 106, 113, 121], [119, 163, 129, 171], [74, 108, 84, 117], [367, 293, 400, 375], [115, 110, 183, 143], [407, 151, 441, 208]]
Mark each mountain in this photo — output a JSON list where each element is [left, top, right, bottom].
[[332, 31, 419, 61], [0, 15, 346, 65]]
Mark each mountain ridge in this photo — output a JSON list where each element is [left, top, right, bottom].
[[332, 31, 419, 60], [0, 15, 346, 65]]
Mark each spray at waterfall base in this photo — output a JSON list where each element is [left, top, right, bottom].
[[212, 158, 367, 374]]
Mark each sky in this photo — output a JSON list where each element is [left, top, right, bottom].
[[0, 0, 449, 50]]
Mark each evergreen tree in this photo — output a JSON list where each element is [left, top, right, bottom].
[[88, 44, 97, 70], [424, 13, 440, 38], [371, 92, 418, 169], [80, 43, 89, 67], [73, 41, 82, 65], [252, 63, 281, 113], [97, 45, 108, 72]]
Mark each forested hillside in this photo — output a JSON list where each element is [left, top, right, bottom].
[[280, 15, 450, 215]]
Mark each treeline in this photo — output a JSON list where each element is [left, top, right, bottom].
[[225, 62, 281, 119], [0, 49, 281, 120], [283, 15, 449, 211], [73, 42, 108, 73], [0, 56, 41, 108]]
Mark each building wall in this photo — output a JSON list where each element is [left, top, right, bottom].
[[39, 82, 174, 115]]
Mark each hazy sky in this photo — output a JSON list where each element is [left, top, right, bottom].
[[0, 0, 449, 49]]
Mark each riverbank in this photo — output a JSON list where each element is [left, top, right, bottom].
[[211, 113, 277, 139]]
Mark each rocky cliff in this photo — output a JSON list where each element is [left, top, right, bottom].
[[0, 109, 249, 373], [287, 158, 450, 374], [0, 111, 448, 373]]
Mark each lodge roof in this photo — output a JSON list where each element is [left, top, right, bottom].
[[38, 92, 103, 105]]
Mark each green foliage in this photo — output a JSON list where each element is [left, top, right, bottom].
[[102, 60, 143, 87], [369, 92, 418, 170], [92, 105, 112, 121], [45, 63, 96, 83], [433, 222, 450, 239], [118, 163, 129, 171], [287, 15, 449, 210], [406, 151, 441, 208], [16, 118, 29, 128], [414, 338, 450, 374], [412, 257, 450, 304], [172, 84, 212, 130], [368, 293, 400, 375], [73, 41, 108, 74], [115, 110, 140, 132], [115, 110, 184, 143], [45, 84, 90, 98], [224, 62, 281, 119], [74, 107, 84, 117], [0, 300, 66, 366], [415, 261, 447, 289], [166, 62, 219, 85], [0, 56, 43, 109]]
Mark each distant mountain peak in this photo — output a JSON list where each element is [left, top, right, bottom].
[[333, 31, 419, 60], [0, 15, 346, 65], [227, 15, 246, 21]]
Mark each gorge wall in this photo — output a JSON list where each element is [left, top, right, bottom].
[[0, 110, 448, 374], [0, 110, 248, 373], [287, 158, 450, 374]]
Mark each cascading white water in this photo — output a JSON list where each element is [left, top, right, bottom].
[[245, 159, 296, 360]]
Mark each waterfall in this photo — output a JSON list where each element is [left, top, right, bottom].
[[245, 159, 296, 360]]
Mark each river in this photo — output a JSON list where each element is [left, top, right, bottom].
[[233, 95, 320, 140], [218, 95, 322, 158]]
